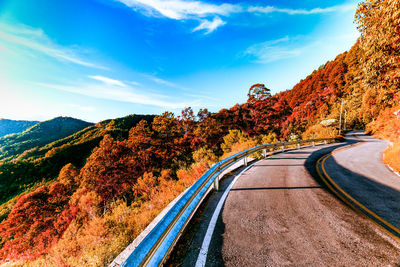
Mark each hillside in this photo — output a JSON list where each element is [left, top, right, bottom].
[[0, 114, 155, 204], [0, 117, 93, 161], [0, 0, 399, 265], [278, 43, 365, 138], [0, 119, 39, 137]]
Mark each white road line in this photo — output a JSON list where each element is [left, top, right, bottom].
[[386, 164, 400, 178], [195, 162, 256, 267]]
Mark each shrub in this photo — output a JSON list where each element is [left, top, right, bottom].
[[192, 146, 218, 164], [302, 124, 338, 139], [384, 141, 400, 173]]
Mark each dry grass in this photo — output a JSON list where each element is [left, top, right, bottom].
[[383, 141, 400, 173], [302, 124, 338, 139], [368, 106, 400, 174], [26, 162, 209, 267]]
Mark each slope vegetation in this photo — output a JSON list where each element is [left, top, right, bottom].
[[0, 119, 39, 138], [0, 117, 93, 161], [0, 0, 399, 265], [0, 114, 155, 204]]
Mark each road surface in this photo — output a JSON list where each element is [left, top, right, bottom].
[[167, 133, 400, 266], [320, 131, 400, 239]]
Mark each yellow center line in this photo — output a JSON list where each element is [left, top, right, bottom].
[[316, 140, 400, 242]]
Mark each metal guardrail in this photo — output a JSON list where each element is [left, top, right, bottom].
[[118, 138, 335, 266]]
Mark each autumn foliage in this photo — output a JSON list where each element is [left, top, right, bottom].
[[0, 0, 399, 265], [0, 164, 79, 261]]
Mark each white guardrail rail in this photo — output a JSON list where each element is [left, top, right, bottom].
[[112, 138, 336, 267]]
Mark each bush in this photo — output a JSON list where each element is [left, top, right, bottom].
[[192, 147, 218, 164], [302, 124, 338, 139], [384, 141, 400, 173]]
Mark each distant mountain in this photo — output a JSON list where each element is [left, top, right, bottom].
[[0, 114, 155, 203], [0, 116, 93, 161], [0, 119, 39, 137], [14, 114, 156, 162]]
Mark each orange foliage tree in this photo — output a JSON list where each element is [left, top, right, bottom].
[[0, 164, 79, 261]]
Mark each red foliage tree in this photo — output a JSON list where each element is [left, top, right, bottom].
[[0, 164, 79, 261]]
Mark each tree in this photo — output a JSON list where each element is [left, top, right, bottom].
[[80, 135, 138, 204], [197, 108, 210, 122], [178, 107, 195, 135], [0, 179, 78, 261], [355, 0, 400, 109], [247, 83, 271, 103]]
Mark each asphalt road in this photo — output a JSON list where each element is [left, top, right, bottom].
[[167, 134, 400, 266], [321, 131, 400, 239]]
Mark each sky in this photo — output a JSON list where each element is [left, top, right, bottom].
[[0, 0, 360, 122]]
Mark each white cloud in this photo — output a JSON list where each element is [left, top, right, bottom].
[[0, 23, 105, 69], [116, 1, 357, 34], [36, 82, 192, 109], [89, 75, 127, 87], [193, 16, 225, 34], [117, 0, 241, 20], [142, 73, 189, 91], [127, 80, 142, 86], [147, 75, 178, 87], [244, 36, 302, 63], [244, 28, 360, 64], [116, 0, 240, 33], [248, 3, 356, 15]]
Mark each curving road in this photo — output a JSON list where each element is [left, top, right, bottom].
[[320, 131, 400, 240], [167, 133, 400, 266]]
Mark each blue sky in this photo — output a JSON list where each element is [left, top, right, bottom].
[[0, 0, 360, 122]]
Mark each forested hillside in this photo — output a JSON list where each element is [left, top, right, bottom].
[[0, 117, 93, 161], [0, 119, 39, 138], [0, 114, 154, 204], [0, 0, 399, 265]]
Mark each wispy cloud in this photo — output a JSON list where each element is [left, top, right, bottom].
[[127, 80, 142, 86], [244, 36, 303, 63], [142, 73, 189, 91], [0, 43, 15, 54], [117, 0, 241, 20], [0, 23, 105, 69], [193, 16, 225, 34], [244, 29, 360, 64], [36, 81, 193, 109], [116, 0, 239, 33], [145, 74, 178, 87], [248, 3, 356, 15], [89, 75, 127, 87], [115, 1, 356, 34]]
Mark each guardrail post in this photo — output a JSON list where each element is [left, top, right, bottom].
[[324, 140, 327, 145], [213, 176, 219, 191], [244, 156, 248, 167], [312, 141, 315, 147], [281, 145, 284, 152], [262, 149, 267, 158], [297, 143, 300, 149]]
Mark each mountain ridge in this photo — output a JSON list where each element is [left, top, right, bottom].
[[0, 118, 39, 138], [0, 114, 155, 204], [0, 116, 93, 161]]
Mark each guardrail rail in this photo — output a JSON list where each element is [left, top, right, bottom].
[[112, 137, 336, 267]]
